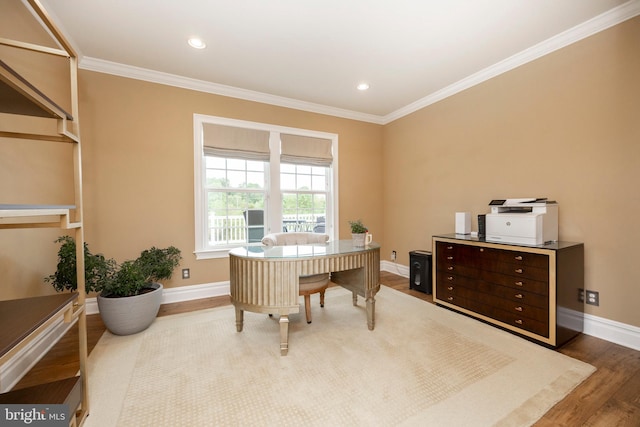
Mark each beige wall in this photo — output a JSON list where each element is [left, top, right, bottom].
[[75, 71, 384, 291], [382, 17, 640, 327]]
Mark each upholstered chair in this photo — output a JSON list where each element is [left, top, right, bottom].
[[261, 232, 330, 324]]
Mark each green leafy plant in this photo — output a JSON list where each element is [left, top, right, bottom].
[[348, 219, 368, 234], [45, 236, 116, 294], [101, 247, 182, 298], [135, 246, 183, 284], [46, 237, 181, 298]]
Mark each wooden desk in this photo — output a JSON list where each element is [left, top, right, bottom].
[[229, 240, 380, 355]]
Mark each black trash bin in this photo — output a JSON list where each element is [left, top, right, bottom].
[[409, 250, 432, 294]]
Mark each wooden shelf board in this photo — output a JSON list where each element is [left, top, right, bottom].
[[0, 204, 75, 217], [0, 293, 79, 362], [0, 204, 80, 229], [0, 376, 83, 418]]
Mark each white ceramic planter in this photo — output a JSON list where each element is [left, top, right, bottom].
[[352, 233, 372, 247], [97, 283, 163, 335], [352, 233, 366, 247]]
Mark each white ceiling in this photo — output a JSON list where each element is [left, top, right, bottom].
[[38, 0, 638, 124]]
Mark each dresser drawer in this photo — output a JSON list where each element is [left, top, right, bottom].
[[436, 242, 492, 269], [486, 295, 548, 323], [437, 289, 549, 337], [482, 304, 549, 337], [437, 265, 548, 296], [434, 283, 472, 310], [437, 278, 547, 314], [436, 242, 549, 282], [490, 249, 548, 269], [479, 270, 548, 295], [474, 254, 549, 281], [442, 277, 548, 309]]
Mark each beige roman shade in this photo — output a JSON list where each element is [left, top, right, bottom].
[[280, 134, 333, 166], [203, 123, 270, 161]]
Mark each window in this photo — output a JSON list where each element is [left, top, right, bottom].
[[194, 115, 338, 259], [205, 157, 266, 245], [281, 164, 328, 233]]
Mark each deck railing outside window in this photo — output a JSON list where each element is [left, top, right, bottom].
[[208, 214, 324, 245]]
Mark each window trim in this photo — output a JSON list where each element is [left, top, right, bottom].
[[193, 114, 339, 259]]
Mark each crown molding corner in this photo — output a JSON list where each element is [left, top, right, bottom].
[[382, 0, 640, 125]]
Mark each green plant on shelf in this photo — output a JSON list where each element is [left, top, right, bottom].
[[348, 219, 368, 234]]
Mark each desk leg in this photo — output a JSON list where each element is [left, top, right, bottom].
[[366, 292, 376, 331], [279, 315, 290, 356], [235, 307, 244, 332]]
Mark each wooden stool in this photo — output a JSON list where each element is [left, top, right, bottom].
[[299, 273, 330, 323]]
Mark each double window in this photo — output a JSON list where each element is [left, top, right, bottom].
[[194, 115, 338, 259]]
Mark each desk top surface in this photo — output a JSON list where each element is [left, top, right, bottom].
[[229, 239, 380, 259]]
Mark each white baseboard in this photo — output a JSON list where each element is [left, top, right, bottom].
[[583, 313, 640, 351], [381, 260, 410, 277]]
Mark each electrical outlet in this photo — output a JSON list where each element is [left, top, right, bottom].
[[182, 268, 190, 279], [391, 251, 396, 261], [586, 290, 599, 306], [578, 288, 584, 303]]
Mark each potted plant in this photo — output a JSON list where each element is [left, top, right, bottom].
[[45, 236, 116, 294], [46, 237, 181, 335], [348, 219, 372, 247]]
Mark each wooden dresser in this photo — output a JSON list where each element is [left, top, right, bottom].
[[432, 234, 584, 348]]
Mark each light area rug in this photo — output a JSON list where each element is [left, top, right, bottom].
[[84, 286, 595, 427]]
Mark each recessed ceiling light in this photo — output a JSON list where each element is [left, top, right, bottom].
[[188, 38, 206, 49], [357, 83, 370, 91]]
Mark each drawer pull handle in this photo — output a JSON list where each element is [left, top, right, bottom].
[[514, 255, 523, 261], [447, 276, 454, 281], [447, 246, 453, 250], [515, 268, 523, 274], [515, 319, 523, 325], [447, 296, 454, 301], [447, 256, 453, 260], [515, 294, 523, 299], [479, 248, 484, 252], [515, 281, 523, 286], [447, 286, 454, 291], [515, 306, 523, 312], [447, 266, 454, 271]]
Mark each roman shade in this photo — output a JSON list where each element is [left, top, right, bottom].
[[280, 134, 333, 167], [203, 123, 270, 161]]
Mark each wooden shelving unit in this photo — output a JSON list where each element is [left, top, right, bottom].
[[0, 1, 88, 425]]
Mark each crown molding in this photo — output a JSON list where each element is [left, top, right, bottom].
[[79, 57, 386, 125], [78, 0, 639, 126], [382, 0, 640, 124]]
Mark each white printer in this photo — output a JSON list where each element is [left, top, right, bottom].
[[485, 198, 558, 245]]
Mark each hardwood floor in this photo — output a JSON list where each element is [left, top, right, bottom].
[[15, 271, 640, 426]]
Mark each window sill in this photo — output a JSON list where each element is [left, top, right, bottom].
[[195, 244, 261, 260], [195, 248, 231, 260]]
